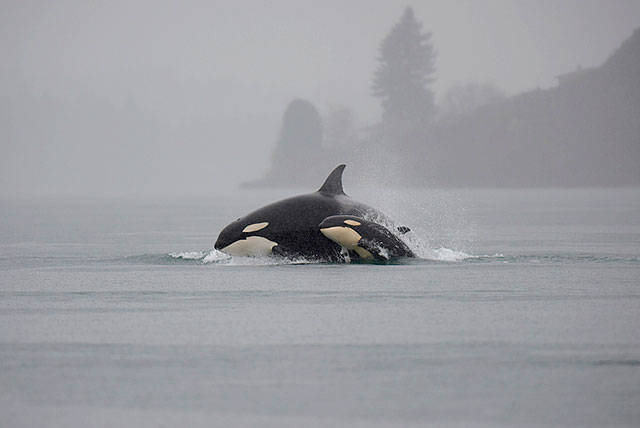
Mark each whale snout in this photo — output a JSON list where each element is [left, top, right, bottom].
[[214, 226, 234, 250], [213, 237, 225, 250], [214, 221, 242, 251], [214, 221, 277, 257]]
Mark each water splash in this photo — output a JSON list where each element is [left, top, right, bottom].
[[168, 249, 316, 266], [166, 245, 485, 265], [168, 251, 210, 260], [424, 247, 476, 262]]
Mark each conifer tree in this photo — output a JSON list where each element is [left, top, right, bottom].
[[372, 7, 437, 124]]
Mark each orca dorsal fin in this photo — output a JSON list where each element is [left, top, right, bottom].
[[318, 164, 346, 195], [397, 226, 411, 234]]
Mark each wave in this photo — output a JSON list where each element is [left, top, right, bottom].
[[168, 249, 317, 266], [162, 246, 493, 266], [424, 247, 495, 262], [125, 249, 635, 267], [168, 250, 229, 263]]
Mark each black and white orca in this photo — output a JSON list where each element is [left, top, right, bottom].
[[214, 165, 409, 261], [319, 215, 416, 261]]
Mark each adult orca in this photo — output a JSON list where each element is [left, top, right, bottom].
[[319, 215, 416, 261], [214, 164, 404, 261]]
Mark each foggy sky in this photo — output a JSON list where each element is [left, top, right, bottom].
[[1, 0, 639, 196]]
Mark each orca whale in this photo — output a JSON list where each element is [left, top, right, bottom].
[[319, 215, 416, 261], [214, 165, 403, 261]]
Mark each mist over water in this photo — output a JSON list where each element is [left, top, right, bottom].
[[2, 0, 640, 195]]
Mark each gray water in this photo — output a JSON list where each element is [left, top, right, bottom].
[[1, 188, 639, 427]]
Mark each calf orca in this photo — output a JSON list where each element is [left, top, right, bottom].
[[214, 164, 407, 261], [319, 215, 416, 261]]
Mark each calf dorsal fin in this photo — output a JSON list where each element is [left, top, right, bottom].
[[397, 226, 411, 234]]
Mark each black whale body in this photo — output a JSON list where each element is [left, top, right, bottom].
[[319, 215, 416, 260], [214, 165, 393, 261]]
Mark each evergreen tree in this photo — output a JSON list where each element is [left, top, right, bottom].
[[372, 7, 436, 124]]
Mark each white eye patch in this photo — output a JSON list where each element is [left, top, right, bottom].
[[344, 219, 361, 226], [320, 226, 362, 249], [242, 222, 269, 233]]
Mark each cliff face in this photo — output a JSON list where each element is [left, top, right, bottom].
[[415, 28, 640, 187]]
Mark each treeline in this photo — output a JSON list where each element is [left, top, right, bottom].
[[410, 30, 640, 187], [254, 8, 639, 188]]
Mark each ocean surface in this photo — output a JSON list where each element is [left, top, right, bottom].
[[1, 188, 639, 427]]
